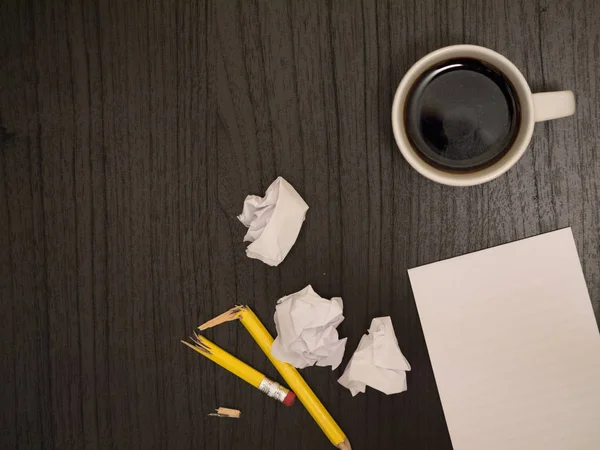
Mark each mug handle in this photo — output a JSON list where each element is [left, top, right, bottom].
[[532, 90, 576, 122]]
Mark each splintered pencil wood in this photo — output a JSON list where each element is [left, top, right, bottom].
[[198, 306, 243, 330]]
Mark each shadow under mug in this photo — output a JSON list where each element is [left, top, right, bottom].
[[392, 45, 576, 187]]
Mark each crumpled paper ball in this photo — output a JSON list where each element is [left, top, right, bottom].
[[270, 285, 347, 370], [338, 316, 411, 396], [237, 176, 308, 266]]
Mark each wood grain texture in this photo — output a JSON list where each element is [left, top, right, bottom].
[[1, 0, 599, 449]]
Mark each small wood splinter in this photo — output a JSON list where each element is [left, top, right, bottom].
[[198, 306, 245, 330], [208, 407, 241, 419]]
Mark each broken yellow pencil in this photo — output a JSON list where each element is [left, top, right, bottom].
[[182, 334, 296, 406], [237, 306, 351, 450]]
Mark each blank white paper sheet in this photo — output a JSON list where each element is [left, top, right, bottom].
[[408, 228, 600, 450]]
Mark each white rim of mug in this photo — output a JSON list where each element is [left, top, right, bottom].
[[392, 45, 535, 187]]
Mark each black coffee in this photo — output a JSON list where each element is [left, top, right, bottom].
[[404, 58, 520, 171]]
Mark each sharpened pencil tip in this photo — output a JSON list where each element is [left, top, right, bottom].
[[337, 438, 351, 450]]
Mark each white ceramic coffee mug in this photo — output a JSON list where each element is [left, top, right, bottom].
[[392, 45, 575, 186]]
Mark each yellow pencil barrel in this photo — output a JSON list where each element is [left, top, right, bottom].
[[182, 335, 296, 406], [238, 307, 347, 447], [193, 336, 265, 387]]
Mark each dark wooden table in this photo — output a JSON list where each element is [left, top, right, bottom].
[[2, 1, 599, 449]]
